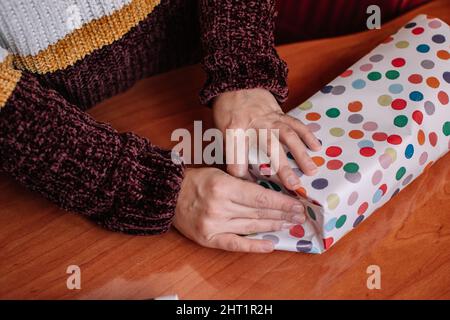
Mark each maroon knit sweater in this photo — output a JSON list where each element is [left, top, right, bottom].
[[0, 0, 288, 234]]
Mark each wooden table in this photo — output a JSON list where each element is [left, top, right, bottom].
[[1, 0, 449, 299]]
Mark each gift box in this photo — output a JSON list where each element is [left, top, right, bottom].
[[247, 15, 450, 254]]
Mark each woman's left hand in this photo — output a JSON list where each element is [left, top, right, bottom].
[[213, 88, 322, 191]]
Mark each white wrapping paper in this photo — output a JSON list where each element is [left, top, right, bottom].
[[247, 15, 450, 253]]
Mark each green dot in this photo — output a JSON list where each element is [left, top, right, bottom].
[[343, 162, 359, 173], [378, 94, 393, 106], [443, 122, 450, 136], [268, 181, 282, 192], [299, 101, 313, 110], [335, 215, 347, 229], [330, 127, 345, 137], [396, 41, 409, 48], [386, 70, 400, 80], [368, 71, 382, 81], [307, 207, 316, 220], [326, 108, 341, 118], [396, 167, 406, 180], [394, 115, 408, 127]]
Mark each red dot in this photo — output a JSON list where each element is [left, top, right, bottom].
[[326, 146, 342, 157], [326, 159, 343, 170], [438, 91, 449, 105], [379, 184, 388, 195], [392, 58, 406, 67], [360, 147, 376, 157], [259, 163, 271, 176], [358, 202, 369, 215], [372, 132, 388, 141], [323, 237, 334, 250], [387, 134, 402, 145], [289, 225, 305, 238], [429, 132, 438, 147], [391, 99, 407, 110], [341, 69, 353, 78], [408, 74, 423, 84], [412, 110, 423, 125], [412, 27, 424, 35]]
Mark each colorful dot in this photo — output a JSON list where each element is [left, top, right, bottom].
[[311, 156, 325, 167], [412, 110, 423, 125], [438, 91, 449, 105], [289, 225, 305, 238], [378, 95, 392, 106], [385, 148, 397, 162], [412, 27, 424, 35], [327, 194, 340, 210], [418, 130, 426, 145], [345, 172, 362, 183], [363, 122, 378, 131], [369, 54, 384, 62], [379, 153, 393, 169], [429, 20, 442, 29], [299, 101, 313, 110], [326, 108, 341, 118], [421, 60, 435, 70], [348, 192, 359, 206], [419, 152, 428, 166], [443, 122, 450, 136], [405, 144, 414, 159], [360, 147, 376, 157], [348, 101, 363, 112], [336, 215, 347, 229], [432, 34, 446, 44], [323, 237, 334, 250], [372, 189, 383, 203], [296, 240, 313, 253], [426, 77, 440, 88], [358, 140, 374, 148], [403, 174, 414, 186], [425, 101, 435, 115], [341, 69, 353, 77], [360, 63, 373, 72], [307, 123, 321, 133], [312, 178, 328, 190], [368, 71, 382, 81], [409, 74, 423, 83], [391, 98, 407, 110], [352, 79, 366, 89], [372, 170, 383, 185], [327, 159, 343, 170], [409, 91, 424, 101], [358, 202, 368, 215], [417, 44, 430, 53], [353, 215, 365, 228], [387, 135, 402, 145], [389, 84, 404, 94], [326, 146, 342, 157], [263, 234, 280, 245], [386, 70, 400, 80], [396, 41, 409, 49], [443, 72, 450, 84], [343, 162, 359, 173], [349, 130, 364, 139], [321, 85, 333, 94], [332, 85, 346, 95], [437, 50, 450, 60], [329, 127, 345, 137], [348, 114, 364, 124], [307, 207, 316, 220], [306, 112, 321, 121], [392, 58, 406, 67], [396, 167, 406, 180], [372, 132, 388, 141], [429, 132, 438, 147], [394, 115, 408, 127]]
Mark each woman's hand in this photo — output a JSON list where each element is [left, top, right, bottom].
[[173, 167, 306, 253], [213, 88, 322, 191]]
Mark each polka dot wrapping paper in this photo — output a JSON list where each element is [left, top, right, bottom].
[[247, 15, 450, 254]]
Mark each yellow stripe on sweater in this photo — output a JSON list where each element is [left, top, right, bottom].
[[0, 55, 22, 108], [14, 0, 161, 74]]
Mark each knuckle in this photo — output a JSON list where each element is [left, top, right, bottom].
[[255, 207, 267, 219], [245, 221, 259, 234], [255, 191, 271, 208], [227, 237, 242, 252]]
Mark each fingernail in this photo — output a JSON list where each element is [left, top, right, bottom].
[[288, 175, 301, 189], [262, 242, 274, 252], [292, 214, 306, 224], [282, 222, 296, 229]]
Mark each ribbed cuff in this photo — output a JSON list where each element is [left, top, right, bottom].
[[199, 51, 289, 106]]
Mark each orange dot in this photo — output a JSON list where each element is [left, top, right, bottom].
[[418, 129, 425, 145], [349, 130, 364, 139], [426, 77, 440, 88], [295, 187, 307, 198], [437, 50, 450, 60], [348, 101, 363, 112], [306, 112, 321, 121], [312, 156, 325, 167]]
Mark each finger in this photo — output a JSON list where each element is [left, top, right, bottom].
[[277, 122, 318, 177], [224, 218, 293, 235], [226, 203, 306, 224], [281, 114, 322, 151], [226, 128, 250, 178], [210, 233, 274, 253], [229, 178, 305, 214]]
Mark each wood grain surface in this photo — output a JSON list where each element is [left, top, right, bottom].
[[0, 0, 449, 299]]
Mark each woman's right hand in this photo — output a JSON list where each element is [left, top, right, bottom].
[[173, 167, 306, 253]]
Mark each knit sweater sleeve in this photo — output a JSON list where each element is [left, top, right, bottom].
[[0, 48, 184, 235], [198, 0, 289, 105]]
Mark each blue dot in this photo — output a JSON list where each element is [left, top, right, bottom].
[[432, 34, 446, 44], [372, 189, 383, 204], [405, 144, 414, 159], [358, 140, 375, 148], [353, 215, 365, 228], [405, 22, 416, 29], [409, 91, 424, 101], [417, 44, 430, 53], [324, 218, 338, 232], [321, 85, 333, 94], [352, 79, 366, 89], [389, 84, 404, 94]]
